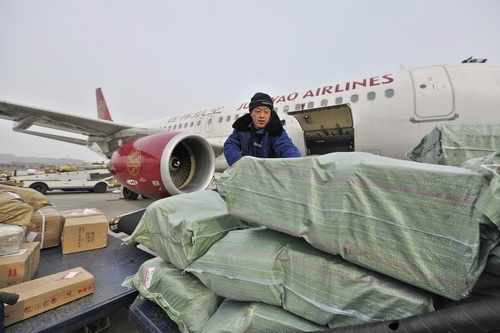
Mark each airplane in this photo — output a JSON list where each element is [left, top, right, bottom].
[[0, 57, 499, 200]]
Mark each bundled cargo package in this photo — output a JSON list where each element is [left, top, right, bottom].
[[0, 190, 34, 226], [0, 185, 52, 212], [26, 205, 64, 249], [1, 267, 94, 326], [201, 299, 327, 333], [460, 151, 500, 229], [407, 123, 500, 166], [0, 241, 40, 288], [0, 223, 25, 255], [215, 153, 496, 300], [122, 256, 222, 333], [186, 229, 434, 327], [124, 190, 249, 270]]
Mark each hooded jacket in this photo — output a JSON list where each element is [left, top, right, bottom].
[[223, 111, 302, 166]]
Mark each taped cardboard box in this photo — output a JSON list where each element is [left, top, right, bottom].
[[1, 267, 94, 327], [60, 208, 108, 254], [0, 242, 40, 288], [26, 206, 63, 249]]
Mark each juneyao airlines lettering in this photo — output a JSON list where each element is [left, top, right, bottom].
[[1, 59, 499, 199]]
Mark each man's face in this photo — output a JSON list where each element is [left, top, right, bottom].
[[250, 106, 271, 129]]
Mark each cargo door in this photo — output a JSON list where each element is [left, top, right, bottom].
[[205, 115, 214, 133], [409, 66, 457, 123], [288, 104, 354, 155]]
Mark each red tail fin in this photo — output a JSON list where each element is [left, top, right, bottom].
[[96, 87, 113, 121]]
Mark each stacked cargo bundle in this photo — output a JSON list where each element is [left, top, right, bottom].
[[408, 123, 500, 166], [124, 190, 250, 270], [124, 150, 500, 332]]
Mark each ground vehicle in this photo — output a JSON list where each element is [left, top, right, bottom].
[[8, 168, 120, 194]]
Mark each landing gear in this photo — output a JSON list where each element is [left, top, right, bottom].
[[122, 187, 139, 200]]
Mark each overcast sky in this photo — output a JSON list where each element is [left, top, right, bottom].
[[1, 0, 499, 162]]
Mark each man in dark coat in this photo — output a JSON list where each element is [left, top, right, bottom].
[[224, 92, 301, 166]]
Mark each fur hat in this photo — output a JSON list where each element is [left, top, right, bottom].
[[249, 92, 273, 112]]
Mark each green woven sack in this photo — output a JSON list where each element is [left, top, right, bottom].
[[215, 152, 491, 300], [186, 229, 434, 326], [408, 123, 500, 166], [125, 190, 247, 269], [122, 256, 222, 333], [201, 299, 327, 332]]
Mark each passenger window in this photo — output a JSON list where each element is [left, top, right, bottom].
[[190, 121, 194, 127], [335, 97, 343, 105], [350, 94, 359, 103], [385, 89, 395, 98], [184, 123, 188, 128], [173, 124, 177, 130], [234, 114, 239, 120], [367, 92, 376, 101], [284, 105, 289, 113], [321, 99, 328, 106], [197, 120, 202, 126], [218, 116, 223, 123], [295, 104, 302, 111], [307, 101, 314, 109], [226, 115, 231, 122]]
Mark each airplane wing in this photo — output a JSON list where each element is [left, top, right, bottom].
[[0, 100, 133, 137], [0, 100, 221, 160], [0, 100, 167, 157]]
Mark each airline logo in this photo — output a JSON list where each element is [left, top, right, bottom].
[[127, 148, 142, 176]]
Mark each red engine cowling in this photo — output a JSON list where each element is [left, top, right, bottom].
[[108, 132, 215, 199]]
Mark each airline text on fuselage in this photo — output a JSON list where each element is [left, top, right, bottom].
[[236, 74, 394, 111], [167, 74, 394, 122]]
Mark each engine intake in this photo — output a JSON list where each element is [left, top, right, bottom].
[[108, 132, 215, 199]]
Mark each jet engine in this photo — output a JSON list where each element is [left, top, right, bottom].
[[108, 131, 215, 199]]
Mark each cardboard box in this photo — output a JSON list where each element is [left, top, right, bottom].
[[60, 208, 108, 254], [1, 267, 94, 326], [0, 242, 40, 288], [26, 206, 63, 249]]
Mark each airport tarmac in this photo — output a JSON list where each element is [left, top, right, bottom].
[[45, 189, 155, 221], [45, 189, 157, 333]]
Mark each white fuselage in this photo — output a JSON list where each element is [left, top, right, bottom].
[[137, 63, 500, 171]]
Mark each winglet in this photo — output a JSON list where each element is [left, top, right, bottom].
[[96, 87, 113, 121]]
